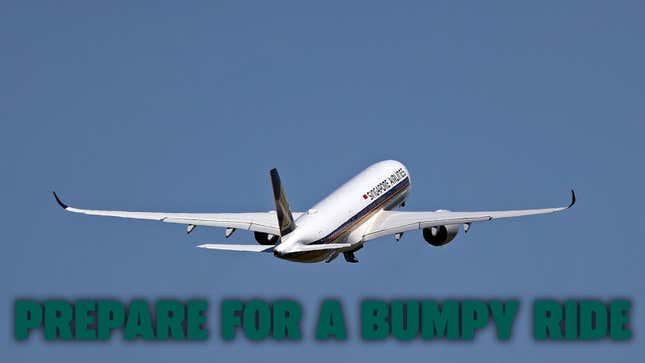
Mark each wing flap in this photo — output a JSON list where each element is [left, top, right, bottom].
[[364, 215, 492, 241], [162, 217, 278, 234]]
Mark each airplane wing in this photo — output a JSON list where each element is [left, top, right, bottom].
[[53, 192, 302, 235], [362, 190, 576, 241]]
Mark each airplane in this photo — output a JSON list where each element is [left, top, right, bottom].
[[53, 160, 575, 263]]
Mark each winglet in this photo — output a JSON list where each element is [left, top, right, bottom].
[[52, 191, 69, 209], [568, 189, 576, 209]]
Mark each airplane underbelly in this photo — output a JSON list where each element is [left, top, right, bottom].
[[279, 250, 332, 263]]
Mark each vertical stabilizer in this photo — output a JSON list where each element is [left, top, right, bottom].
[[269, 168, 296, 236]]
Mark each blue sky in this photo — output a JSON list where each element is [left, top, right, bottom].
[[2, 1, 644, 361]]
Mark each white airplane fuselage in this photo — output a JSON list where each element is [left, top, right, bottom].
[[274, 160, 411, 262]]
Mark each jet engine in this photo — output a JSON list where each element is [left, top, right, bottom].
[[254, 231, 278, 245], [422, 225, 459, 246]]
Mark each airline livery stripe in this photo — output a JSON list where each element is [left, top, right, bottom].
[[312, 177, 410, 245]]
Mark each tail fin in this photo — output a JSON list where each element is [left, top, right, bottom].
[[270, 168, 296, 236]]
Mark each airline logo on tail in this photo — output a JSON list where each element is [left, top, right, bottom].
[[270, 168, 296, 236]]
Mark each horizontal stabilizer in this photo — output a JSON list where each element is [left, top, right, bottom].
[[196, 244, 275, 253]]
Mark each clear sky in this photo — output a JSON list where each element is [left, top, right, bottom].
[[2, 1, 644, 361]]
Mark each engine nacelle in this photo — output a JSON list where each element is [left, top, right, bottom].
[[422, 225, 459, 246], [254, 231, 278, 245]]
